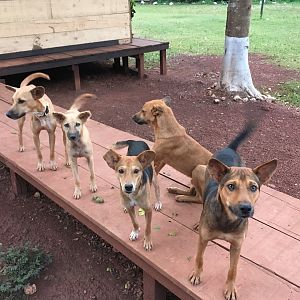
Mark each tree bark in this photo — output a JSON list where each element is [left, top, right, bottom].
[[220, 0, 263, 99]]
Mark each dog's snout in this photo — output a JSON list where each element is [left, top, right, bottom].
[[124, 184, 134, 193], [6, 110, 24, 120], [239, 202, 253, 217], [69, 135, 77, 140], [132, 114, 147, 125]]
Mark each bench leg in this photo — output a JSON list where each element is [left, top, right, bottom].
[[72, 64, 81, 91], [113, 57, 121, 70], [143, 270, 166, 300], [138, 53, 145, 79], [10, 170, 28, 196], [122, 56, 129, 73], [160, 50, 167, 75]]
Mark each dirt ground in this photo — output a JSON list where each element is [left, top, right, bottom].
[[2, 54, 300, 299]]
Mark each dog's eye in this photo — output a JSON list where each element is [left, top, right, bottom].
[[227, 184, 235, 191], [18, 99, 25, 104], [133, 169, 139, 174], [64, 123, 70, 128], [75, 122, 81, 127], [118, 169, 124, 174], [250, 185, 258, 192]]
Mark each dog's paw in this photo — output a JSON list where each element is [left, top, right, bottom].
[[123, 207, 128, 213], [167, 187, 177, 194], [224, 283, 237, 300], [129, 229, 140, 241], [90, 183, 97, 193], [37, 161, 45, 172], [19, 145, 25, 152], [154, 201, 162, 211], [143, 238, 153, 251], [65, 161, 71, 167], [49, 160, 58, 171], [189, 270, 201, 285], [73, 188, 81, 199]]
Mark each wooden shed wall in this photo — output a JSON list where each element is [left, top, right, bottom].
[[0, 0, 131, 54]]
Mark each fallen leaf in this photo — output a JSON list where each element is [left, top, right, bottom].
[[138, 208, 145, 216], [24, 284, 37, 295], [168, 231, 177, 237]]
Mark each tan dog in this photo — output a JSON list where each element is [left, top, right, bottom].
[[103, 140, 158, 251], [53, 94, 97, 199], [5, 73, 57, 171], [132, 97, 212, 203], [189, 122, 277, 300]]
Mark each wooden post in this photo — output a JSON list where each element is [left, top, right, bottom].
[[113, 57, 121, 70], [143, 270, 166, 300], [138, 53, 145, 79], [72, 64, 81, 91], [10, 170, 28, 196], [160, 50, 167, 75], [122, 56, 129, 73]]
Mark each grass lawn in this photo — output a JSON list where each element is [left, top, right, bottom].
[[132, 3, 300, 70]]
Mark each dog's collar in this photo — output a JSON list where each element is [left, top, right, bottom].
[[33, 105, 49, 118]]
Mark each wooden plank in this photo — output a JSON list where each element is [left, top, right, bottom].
[[72, 64, 81, 91], [143, 270, 167, 300], [0, 98, 299, 288], [0, 120, 298, 300], [0, 27, 131, 54], [50, 0, 130, 18], [0, 14, 130, 38], [0, 0, 51, 23]]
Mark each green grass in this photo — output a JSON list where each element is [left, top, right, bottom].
[[0, 244, 52, 298], [132, 3, 300, 69], [275, 81, 300, 106]]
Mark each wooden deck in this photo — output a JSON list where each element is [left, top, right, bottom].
[[0, 38, 169, 90], [0, 84, 299, 299]]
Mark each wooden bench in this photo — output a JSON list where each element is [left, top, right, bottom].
[[0, 84, 299, 299], [0, 38, 169, 90]]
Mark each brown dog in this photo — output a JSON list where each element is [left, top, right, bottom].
[[189, 122, 277, 300], [53, 94, 97, 199], [103, 140, 157, 251], [132, 97, 212, 203], [6, 73, 57, 171]]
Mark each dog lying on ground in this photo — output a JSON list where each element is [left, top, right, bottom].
[[53, 94, 97, 199], [5, 73, 58, 171], [189, 121, 277, 300], [132, 97, 212, 203], [103, 140, 160, 250]]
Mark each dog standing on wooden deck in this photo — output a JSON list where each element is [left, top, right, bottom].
[[189, 122, 277, 300], [103, 140, 160, 251], [5, 73, 58, 171], [53, 94, 97, 199], [132, 97, 212, 203]]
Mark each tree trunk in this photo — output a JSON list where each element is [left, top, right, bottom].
[[220, 0, 263, 99]]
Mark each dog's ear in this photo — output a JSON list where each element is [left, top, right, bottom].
[[253, 159, 278, 185], [151, 105, 163, 117], [163, 96, 171, 107], [52, 112, 66, 124], [207, 158, 230, 183], [78, 111, 91, 123], [30, 86, 45, 100], [5, 85, 17, 92], [137, 150, 156, 169], [103, 149, 121, 170]]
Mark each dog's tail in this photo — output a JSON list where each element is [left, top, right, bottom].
[[70, 93, 97, 111], [20, 72, 50, 87], [227, 120, 256, 151], [112, 140, 133, 150]]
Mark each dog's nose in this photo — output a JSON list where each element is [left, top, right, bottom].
[[6, 111, 13, 119], [239, 202, 253, 217], [69, 134, 77, 140], [124, 184, 133, 193]]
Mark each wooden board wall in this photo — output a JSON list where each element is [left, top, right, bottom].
[[0, 0, 131, 54]]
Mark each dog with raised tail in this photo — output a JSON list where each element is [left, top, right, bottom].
[[189, 121, 278, 300], [5, 72, 57, 171], [53, 94, 97, 199], [103, 140, 161, 251]]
